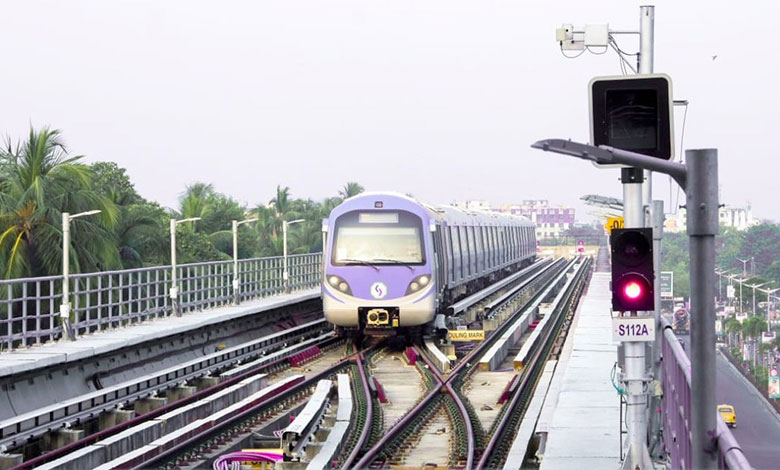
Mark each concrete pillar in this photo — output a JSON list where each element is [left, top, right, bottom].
[[0, 453, 23, 470], [99, 408, 136, 430], [166, 385, 196, 402], [42, 428, 85, 451], [192, 376, 220, 391], [134, 396, 168, 415]]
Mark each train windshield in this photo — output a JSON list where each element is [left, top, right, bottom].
[[332, 210, 425, 265]]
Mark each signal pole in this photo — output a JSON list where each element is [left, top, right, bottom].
[[621, 6, 654, 469]]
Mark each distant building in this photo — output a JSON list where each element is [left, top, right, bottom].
[[450, 199, 576, 240], [452, 200, 492, 212], [497, 200, 575, 240], [665, 204, 758, 233]]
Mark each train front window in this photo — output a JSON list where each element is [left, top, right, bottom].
[[332, 211, 425, 265]]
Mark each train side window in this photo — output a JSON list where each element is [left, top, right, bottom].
[[469, 226, 477, 275], [445, 226, 454, 281], [511, 227, 516, 260], [451, 225, 462, 281], [486, 226, 493, 269], [490, 227, 495, 267], [474, 225, 485, 271], [460, 226, 470, 278]]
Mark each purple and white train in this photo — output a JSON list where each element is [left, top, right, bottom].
[[321, 192, 536, 337]]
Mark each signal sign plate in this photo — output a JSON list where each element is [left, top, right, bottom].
[[612, 317, 655, 342], [604, 217, 624, 234]]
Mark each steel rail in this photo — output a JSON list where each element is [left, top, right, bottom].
[[9, 332, 338, 470], [1, 319, 329, 450], [415, 345, 475, 470], [133, 344, 375, 470], [340, 352, 373, 469], [482, 258, 565, 317], [447, 258, 551, 316], [475, 258, 590, 469], [356, 260, 570, 469]]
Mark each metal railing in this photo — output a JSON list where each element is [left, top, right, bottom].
[[660, 316, 751, 469], [0, 253, 322, 352]]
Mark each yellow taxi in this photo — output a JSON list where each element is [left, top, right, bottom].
[[718, 404, 736, 428]]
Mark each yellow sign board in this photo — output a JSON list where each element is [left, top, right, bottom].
[[604, 216, 625, 234], [448, 330, 485, 341]]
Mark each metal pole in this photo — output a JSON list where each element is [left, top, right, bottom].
[[648, 199, 664, 458], [60, 213, 73, 341], [283, 221, 289, 293], [170, 218, 179, 316], [640, 5, 655, 209], [687, 148, 719, 469], [232, 220, 239, 304], [621, 167, 652, 470]]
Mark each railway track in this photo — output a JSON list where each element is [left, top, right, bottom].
[[17, 255, 594, 470], [346, 256, 590, 469], [6, 319, 339, 470]]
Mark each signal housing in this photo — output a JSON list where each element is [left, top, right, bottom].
[[610, 227, 655, 311]]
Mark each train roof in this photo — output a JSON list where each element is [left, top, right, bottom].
[[338, 191, 534, 227]]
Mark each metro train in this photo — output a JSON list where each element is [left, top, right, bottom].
[[321, 192, 536, 337]]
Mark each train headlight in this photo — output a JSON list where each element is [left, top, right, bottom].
[[325, 275, 352, 295], [406, 274, 432, 295]]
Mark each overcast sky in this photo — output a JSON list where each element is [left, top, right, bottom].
[[1, 0, 777, 222]]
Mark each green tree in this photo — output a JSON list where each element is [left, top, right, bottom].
[[0, 128, 119, 278], [338, 182, 364, 199], [91, 161, 144, 206], [661, 232, 690, 299], [725, 318, 742, 347], [178, 183, 215, 231], [739, 224, 780, 277]]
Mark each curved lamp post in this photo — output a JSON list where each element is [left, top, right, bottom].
[[232, 217, 258, 304], [61, 210, 102, 340], [283, 219, 305, 293], [170, 217, 201, 316]]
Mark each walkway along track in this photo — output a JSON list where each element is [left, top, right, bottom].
[[352, 256, 590, 469]]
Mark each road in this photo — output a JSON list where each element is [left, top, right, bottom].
[[679, 334, 780, 469]]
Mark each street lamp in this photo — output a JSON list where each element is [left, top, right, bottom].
[[745, 281, 769, 315], [61, 210, 102, 340], [714, 268, 735, 301], [232, 217, 258, 305], [736, 257, 753, 276], [731, 275, 756, 314], [282, 219, 305, 293], [170, 217, 201, 316], [758, 286, 780, 333]]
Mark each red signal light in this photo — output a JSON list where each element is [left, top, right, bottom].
[[624, 282, 642, 299]]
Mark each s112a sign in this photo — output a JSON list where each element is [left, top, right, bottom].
[[612, 317, 655, 342]]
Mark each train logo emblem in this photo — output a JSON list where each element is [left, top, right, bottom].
[[370, 282, 388, 299]]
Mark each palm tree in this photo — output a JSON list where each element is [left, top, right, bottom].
[[725, 318, 742, 348], [0, 128, 118, 278], [178, 183, 215, 231], [338, 182, 364, 199]]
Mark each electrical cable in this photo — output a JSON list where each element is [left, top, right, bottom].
[[608, 38, 637, 74], [609, 34, 639, 56], [560, 47, 586, 59], [586, 45, 609, 55]]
